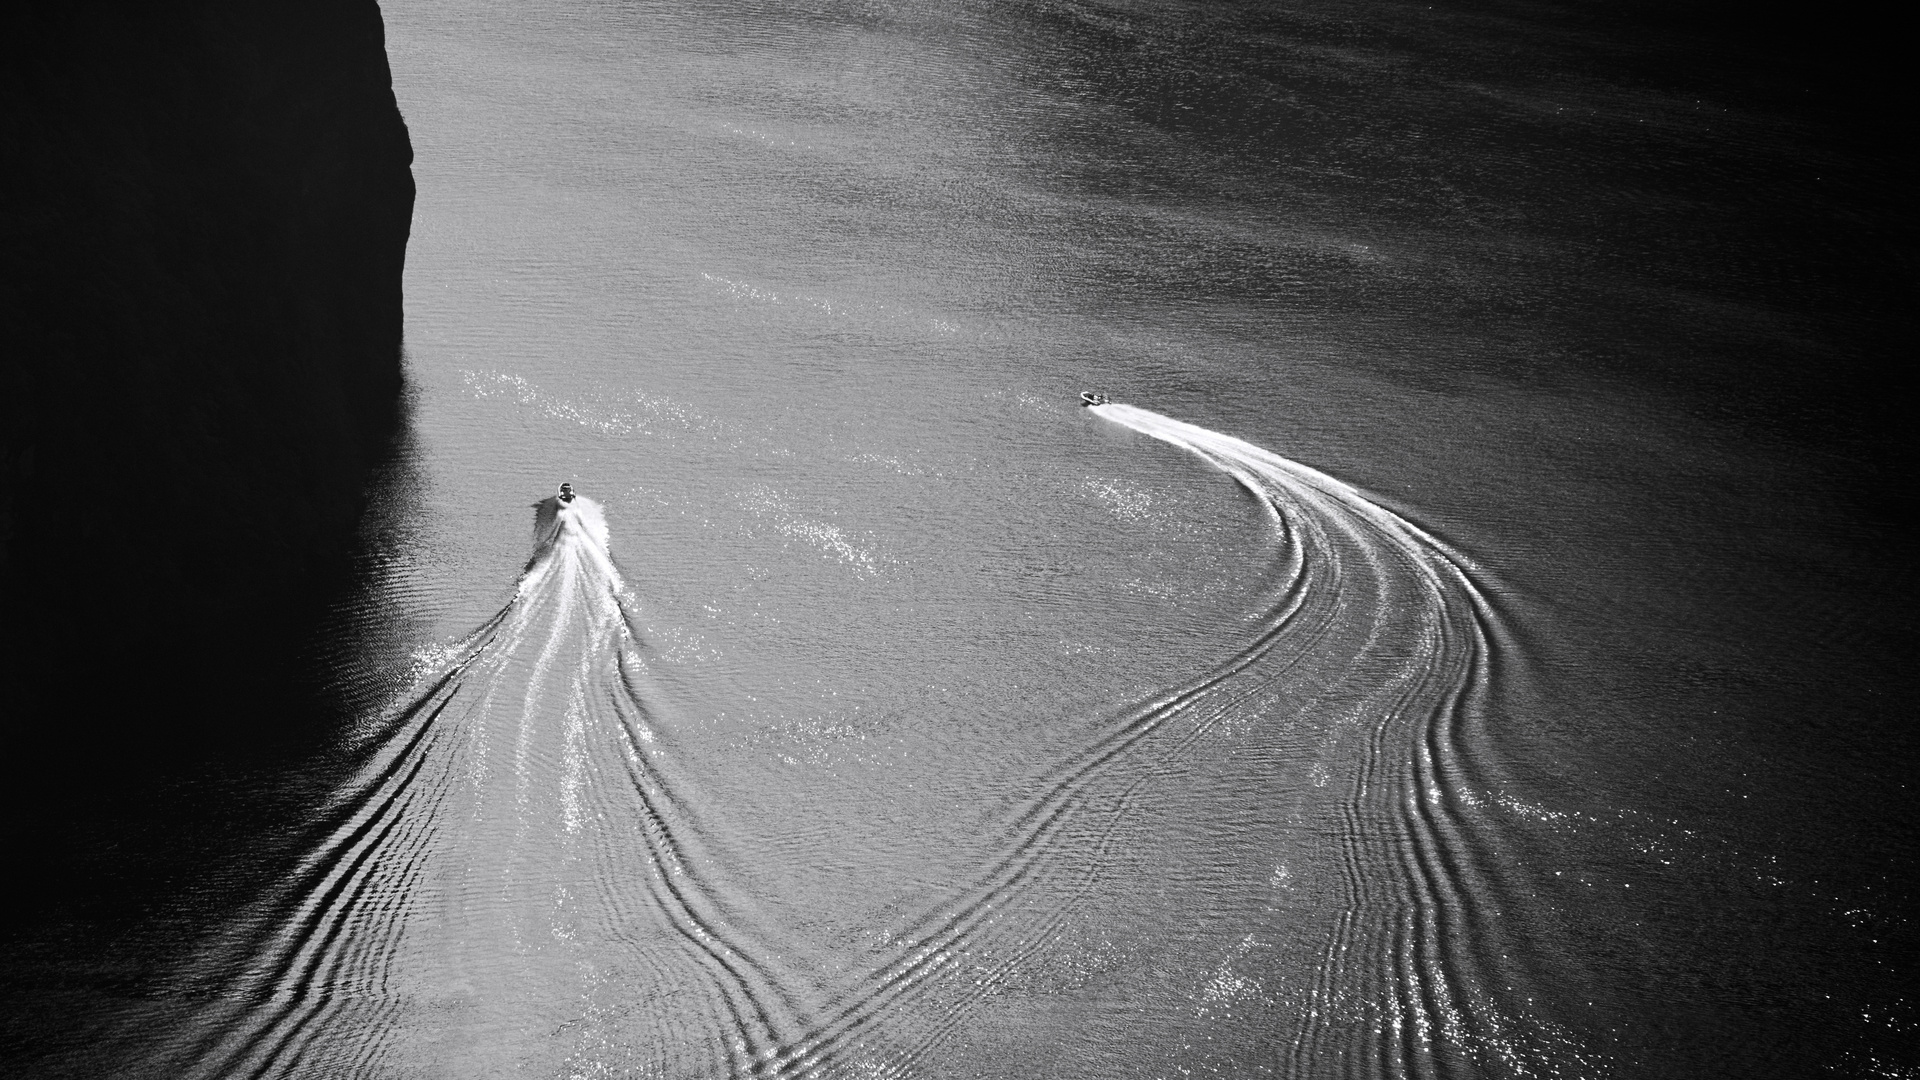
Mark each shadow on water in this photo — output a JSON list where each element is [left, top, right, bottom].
[[1, 2, 414, 1069], [0, 411, 430, 1079]]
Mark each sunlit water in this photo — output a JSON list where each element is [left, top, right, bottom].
[[145, 405, 1583, 1079], [75, 1, 1913, 1078]]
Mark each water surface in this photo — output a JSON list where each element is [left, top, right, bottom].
[[68, 1, 1919, 1077]]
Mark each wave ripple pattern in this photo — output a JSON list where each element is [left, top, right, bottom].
[[1086, 404, 1587, 1079], [163, 406, 1584, 1080], [166, 495, 799, 1080]]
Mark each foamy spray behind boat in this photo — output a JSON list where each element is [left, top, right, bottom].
[[156, 489, 808, 1080]]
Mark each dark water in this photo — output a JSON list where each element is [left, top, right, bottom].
[[15, 0, 1914, 1077]]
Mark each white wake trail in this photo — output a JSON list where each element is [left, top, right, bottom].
[[155, 495, 807, 1080], [1085, 402, 1595, 1080]]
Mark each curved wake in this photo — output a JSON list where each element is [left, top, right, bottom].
[[148, 405, 1590, 1080], [740, 403, 1591, 1079], [1079, 404, 1592, 1079]]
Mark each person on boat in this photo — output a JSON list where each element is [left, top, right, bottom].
[[558, 482, 575, 504]]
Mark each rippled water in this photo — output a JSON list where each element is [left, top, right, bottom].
[[147, 405, 1575, 1078], [47, 1, 1912, 1078]]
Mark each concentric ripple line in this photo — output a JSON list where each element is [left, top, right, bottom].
[[741, 404, 1351, 1078], [754, 401, 1562, 1079], [1090, 403, 1570, 1079], [752, 472, 1331, 1078]]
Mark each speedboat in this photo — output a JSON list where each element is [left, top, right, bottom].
[[558, 483, 575, 504], [1080, 391, 1109, 407]]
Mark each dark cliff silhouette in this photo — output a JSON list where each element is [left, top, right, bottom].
[[0, 2, 413, 842]]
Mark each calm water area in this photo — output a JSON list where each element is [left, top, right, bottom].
[[14, 1, 1914, 1077]]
